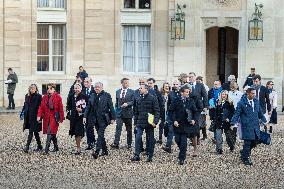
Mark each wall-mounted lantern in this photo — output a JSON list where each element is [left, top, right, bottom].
[[171, 4, 186, 40], [248, 3, 263, 41]]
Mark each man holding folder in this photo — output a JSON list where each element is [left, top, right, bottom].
[[131, 84, 160, 162]]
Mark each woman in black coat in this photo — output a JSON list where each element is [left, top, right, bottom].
[[67, 83, 87, 155], [214, 90, 235, 154], [169, 85, 198, 165], [21, 84, 42, 153]]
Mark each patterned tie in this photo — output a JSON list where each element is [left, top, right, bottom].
[[122, 89, 126, 99]]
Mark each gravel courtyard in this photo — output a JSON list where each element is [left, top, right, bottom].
[[0, 113, 283, 189]]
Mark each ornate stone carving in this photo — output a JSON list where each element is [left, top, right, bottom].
[[225, 17, 241, 30], [202, 0, 241, 10], [202, 18, 218, 29]]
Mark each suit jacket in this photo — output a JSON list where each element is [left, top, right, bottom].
[[84, 91, 116, 127], [191, 83, 208, 110], [231, 97, 266, 140], [256, 85, 271, 113], [82, 86, 95, 102], [115, 88, 134, 119]]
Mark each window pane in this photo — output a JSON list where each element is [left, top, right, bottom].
[[37, 0, 65, 8], [138, 26, 150, 72], [54, 0, 65, 8], [139, 0, 150, 9], [52, 40, 64, 55], [123, 26, 136, 72], [52, 25, 64, 39], [53, 56, 63, 71], [37, 40, 49, 55], [37, 0, 49, 8], [37, 25, 49, 39], [37, 56, 49, 71], [124, 0, 135, 8]]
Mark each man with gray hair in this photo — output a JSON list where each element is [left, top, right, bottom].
[[84, 82, 116, 159], [222, 75, 237, 91]]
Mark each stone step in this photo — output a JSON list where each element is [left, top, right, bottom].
[[0, 107, 22, 114]]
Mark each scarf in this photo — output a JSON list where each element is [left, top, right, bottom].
[[48, 94, 54, 110]]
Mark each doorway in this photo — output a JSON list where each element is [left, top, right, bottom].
[[206, 27, 239, 86]]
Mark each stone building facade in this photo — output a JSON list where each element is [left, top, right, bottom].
[[0, 0, 283, 107]]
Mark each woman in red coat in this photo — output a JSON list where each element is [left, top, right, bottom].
[[37, 83, 64, 154]]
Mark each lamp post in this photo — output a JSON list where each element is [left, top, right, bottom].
[[171, 4, 186, 40], [248, 3, 263, 41]]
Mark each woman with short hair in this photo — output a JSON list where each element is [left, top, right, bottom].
[[37, 83, 64, 154], [67, 83, 87, 155]]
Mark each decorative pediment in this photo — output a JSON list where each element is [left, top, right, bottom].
[[202, 0, 241, 10]]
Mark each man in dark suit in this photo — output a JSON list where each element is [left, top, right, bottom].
[[252, 74, 271, 115], [83, 82, 116, 159], [131, 84, 160, 162], [231, 87, 267, 165], [82, 77, 95, 150], [169, 85, 198, 165], [243, 67, 256, 88], [111, 78, 134, 149], [188, 72, 208, 143], [147, 78, 165, 144]]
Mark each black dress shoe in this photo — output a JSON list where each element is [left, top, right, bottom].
[[92, 152, 99, 159], [162, 146, 172, 153], [131, 155, 140, 161], [243, 158, 253, 166], [110, 144, 119, 149], [230, 146, 235, 152], [34, 146, 43, 152], [99, 150, 109, 156], [156, 140, 162, 145], [127, 145, 132, 149], [200, 137, 207, 141], [6, 107, 11, 110], [12, 107, 15, 110], [23, 146, 29, 153], [178, 160, 185, 165], [217, 149, 223, 155], [85, 145, 94, 150], [146, 156, 152, 162], [74, 151, 81, 155]]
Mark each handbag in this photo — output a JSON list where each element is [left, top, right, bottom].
[[55, 112, 60, 123], [259, 130, 271, 145], [208, 121, 216, 132]]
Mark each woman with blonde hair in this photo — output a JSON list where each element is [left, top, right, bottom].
[[21, 84, 42, 153], [214, 90, 235, 154]]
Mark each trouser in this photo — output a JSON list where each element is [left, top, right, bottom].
[[198, 114, 207, 139], [241, 134, 258, 160], [174, 133, 188, 161], [135, 126, 155, 157], [158, 117, 165, 140], [95, 123, 107, 153], [26, 130, 42, 148], [215, 128, 235, 151], [8, 93, 15, 108], [165, 121, 174, 148], [114, 118, 132, 146], [45, 134, 58, 152], [86, 125, 96, 146]]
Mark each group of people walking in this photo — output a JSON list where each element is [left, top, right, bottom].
[[19, 66, 277, 166]]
